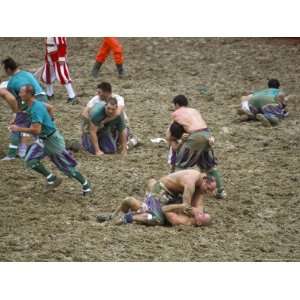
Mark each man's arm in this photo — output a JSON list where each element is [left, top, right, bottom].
[[182, 183, 195, 206], [10, 123, 41, 135], [119, 129, 127, 156], [191, 189, 204, 212], [162, 203, 193, 215], [89, 122, 103, 156], [45, 103, 54, 119], [0, 89, 18, 113]]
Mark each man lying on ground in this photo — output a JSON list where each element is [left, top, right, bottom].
[[96, 169, 215, 226], [166, 95, 226, 199]]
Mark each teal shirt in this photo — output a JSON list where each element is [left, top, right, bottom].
[[252, 88, 281, 97], [27, 100, 56, 137], [89, 102, 126, 132], [7, 70, 44, 96]]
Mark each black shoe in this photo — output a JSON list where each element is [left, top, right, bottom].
[[91, 61, 102, 78], [47, 94, 55, 101], [96, 213, 113, 223], [67, 97, 79, 105], [116, 64, 125, 78]]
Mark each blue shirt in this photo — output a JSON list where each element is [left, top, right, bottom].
[[7, 70, 44, 97], [26, 100, 56, 137]]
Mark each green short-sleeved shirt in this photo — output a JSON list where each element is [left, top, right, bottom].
[[252, 88, 281, 98], [249, 95, 277, 110], [7, 70, 44, 96], [89, 102, 126, 132], [26, 100, 56, 137]]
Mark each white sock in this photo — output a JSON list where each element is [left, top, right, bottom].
[[46, 84, 54, 96], [65, 83, 76, 99]]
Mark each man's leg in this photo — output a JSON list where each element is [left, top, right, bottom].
[[24, 143, 62, 189], [41, 62, 55, 99], [49, 148, 91, 195], [45, 131, 91, 194], [98, 130, 118, 154], [107, 38, 125, 77], [19, 134, 31, 159], [175, 133, 208, 170], [256, 113, 272, 127], [207, 167, 225, 199], [3, 131, 20, 160], [96, 196, 142, 223], [92, 39, 111, 78]]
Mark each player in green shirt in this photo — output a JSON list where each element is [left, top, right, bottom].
[[81, 97, 127, 156], [238, 79, 287, 126], [9, 85, 91, 196]]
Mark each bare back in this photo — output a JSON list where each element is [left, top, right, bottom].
[[160, 169, 203, 194], [172, 107, 207, 133]]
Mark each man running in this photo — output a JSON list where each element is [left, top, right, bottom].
[[166, 95, 226, 199], [81, 97, 127, 156], [1, 58, 48, 160], [96, 169, 215, 226], [9, 85, 91, 196]]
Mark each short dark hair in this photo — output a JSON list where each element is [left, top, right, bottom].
[[170, 122, 185, 139], [173, 95, 188, 107], [2, 57, 18, 72], [106, 97, 118, 106], [97, 82, 112, 93], [268, 79, 280, 89]]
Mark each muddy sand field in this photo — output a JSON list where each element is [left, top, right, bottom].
[[0, 38, 299, 261]]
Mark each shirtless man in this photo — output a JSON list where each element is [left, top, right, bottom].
[[166, 95, 225, 199], [96, 169, 215, 226]]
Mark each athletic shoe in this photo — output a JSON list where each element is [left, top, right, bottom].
[[96, 213, 112, 223], [1, 156, 16, 161], [82, 180, 92, 196], [45, 177, 63, 192], [47, 94, 55, 101], [256, 114, 271, 127], [127, 135, 139, 150], [216, 190, 227, 200]]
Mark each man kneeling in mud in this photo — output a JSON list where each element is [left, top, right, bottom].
[[238, 78, 288, 126], [96, 169, 215, 226]]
